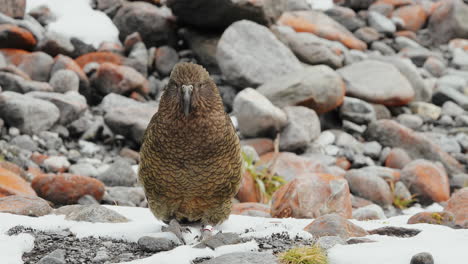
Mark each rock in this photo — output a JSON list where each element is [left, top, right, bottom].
[[0, 195, 51, 216], [279, 106, 320, 151], [325, 6, 365, 32], [0, 24, 36, 50], [409, 102, 441, 120], [75, 51, 124, 68], [338, 60, 414, 106], [0, 167, 36, 197], [201, 252, 277, 264], [345, 168, 393, 206], [14, 51, 54, 82], [352, 204, 386, 220], [278, 10, 367, 50], [394, 181, 412, 200], [27, 91, 87, 125], [371, 41, 396, 55], [442, 101, 465, 117], [231, 202, 270, 217], [396, 114, 423, 130], [167, 0, 285, 29], [233, 88, 287, 138], [113, 2, 174, 47], [179, 28, 219, 72], [195, 232, 241, 249], [316, 236, 346, 250], [340, 97, 376, 124], [368, 11, 396, 34], [37, 249, 66, 264], [138, 236, 175, 252], [257, 65, 345, 113], [0, 91, 59, 135], [368, 226, 421, 237], [445, 187, 468, 227], [428, 0, 468, 44], [69, 163, 97, 178], [363, 141, 382, 159], [385, 148, 412, 169], [346, 0, 375, 9], [0, 0, 26, 18], [216, 20, 302, 88], [354, 27, 380, 44], [43, 156, 70, 173], [236, 170, 262, 203], [11, 135, 37, 152], [407, 211, 455, 227], [432, 86, 468, 110], [32, 173, 105, 205], [410, 252, 434, 264], [365, 120, 464, 176], [91, 62, 149, 96], [37, 31, 74, 57], [304, 213, 368, 239], [392, 5, 427, 32], [103, 186, 146, 207], [50, 55, 90, 98], [0, 71, 54, 93], [96, 158, 137, 187], [49, 69, 79, 93], [241, 138, 274, 156], [154, 46, 178, 77], [274, 25, 344, 68], [54, 204, 129, 223], [401, 160, 450, 204], [423, 57, 446, 78], [100, 93, 157, 143], [271, 174, 352, 218]]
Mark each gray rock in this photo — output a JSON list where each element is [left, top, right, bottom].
[[0, 72, 53, 93], [394, 181, 412, 200], [200, 252, 277, 264], [138, 236, 175, 252], [216, 20, 302, 88], [450, 173, 468, 189], [340, 97, 376, 124], [437, 75, 467, 92], [195, 232, 241, 249], [409, 102, 441, 120], [280, 106, 321, 151], [428, 0, 468, 44], [37, 31, 74, 57], [77, 195, 99, 205], [368, 11, 396, 34], [37, 249, 66, 264], [425, 133, 462, 154], [363, 141, 382, 159], [397, 114, 423, 130], [113, 2, 174, 47], [338, 60, 414, 106], [452, 48, 468, 69], [54, 204, 129, 223], [154, 46, 178, 77], [286, 0, 311, 11], [43, 156, 70, 172], [96, 158, 137, 187], [100, 93, 157, 143], [127, 42, 148, 77], [92, 249, 109, 263], [455, 115, 468, 126], [179, 28, 220, 72], [69, 163, 98, 178], [38, 131, 62, 151], [345, 0, 375, 9], [334, 131, 363, 154], [432, 86, 468, 110], [257, 65, 345, 113], [345, 168, 393, 206], [49, 69, 79, 93], [11, 135, 37, 151], [423, 57, 446, 78], [16, 52, 54, 82], [371, 41, 395, 56], [233, 88, 287, 138], [325, 6, 365, 32], [398, 48, 440, 67], [410, 252, 434, 264], [315, 236, 346, 250], [394, 36, 424, 51], [103, 186, 146, 207], [0, 91, 59, 135], [354, 27, 380, 44], [304, 213, 369, 239], [344, 49, 368, 65], [342, 120, 367, 134], [442, 101, 465, 116], [352, 204, 386, 220]]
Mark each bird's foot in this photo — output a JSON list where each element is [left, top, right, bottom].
[[198, 225, 214, 242], [162, 219, 191, 245]]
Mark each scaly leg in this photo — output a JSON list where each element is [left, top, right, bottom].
[[162, 219, 191, 245]]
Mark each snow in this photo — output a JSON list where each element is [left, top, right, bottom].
[[1, 204, 468, 264], [25, 0, 119, 48]]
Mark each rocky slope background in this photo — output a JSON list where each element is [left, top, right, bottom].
[[0, 0, 468, 263]]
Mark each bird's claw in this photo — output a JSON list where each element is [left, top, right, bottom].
[[198, 225, 214, 242], [162, 219, 190, 245]]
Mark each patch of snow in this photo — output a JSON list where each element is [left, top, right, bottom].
[[25, 0, 119, 47], [0, 233, 34, 264], [307, 0, 334, 10]]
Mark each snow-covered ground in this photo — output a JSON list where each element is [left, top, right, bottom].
[[25, 0, 119, 47], [1, 204, 467, 264]]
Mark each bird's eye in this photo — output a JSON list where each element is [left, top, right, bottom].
[[182, 84, 193, 92]]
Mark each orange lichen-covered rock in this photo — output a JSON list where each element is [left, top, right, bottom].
[[304, 213, 368, 239], [445, 188, 468, 228], [407, 211, 455, 227], [241, 138, 274, 156], [278, 11, 367, 50], [393, 5, 428, 32], [31, 173, 105, 205], [271, 173, 352, 219], [0, 48, 30, 65], [375, 0, 412, 7], [0, 167, 36, 197], [401, 159, 450, 203], [0, 24, 36, 50], [231, 202, 270, 217], [75, 51, 124, 68], [385, 148, 412, 169], [236, 171, 263, 203], [0, 195, 52, 216]]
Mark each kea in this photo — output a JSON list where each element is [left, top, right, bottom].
[[138, 62, 242, 243]]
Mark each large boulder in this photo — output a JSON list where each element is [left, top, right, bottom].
[[428, 0, 468, 44], [167, 0, 287, 29], [257, 65, 345, 113], [113, 2, 175, 47], [216, 20, 302, 88], [0, 91, 59, 135], [338, 60, 415, 106]]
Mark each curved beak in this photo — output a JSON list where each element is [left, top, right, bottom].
[[181, 84, 193, 116]]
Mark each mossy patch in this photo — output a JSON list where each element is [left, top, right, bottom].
[[279, 245, 328, 264]]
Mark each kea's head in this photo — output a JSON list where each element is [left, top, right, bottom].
[[159, 62, 224, 119]]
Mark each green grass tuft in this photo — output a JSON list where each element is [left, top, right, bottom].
[[279, 245, 329, 264]]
